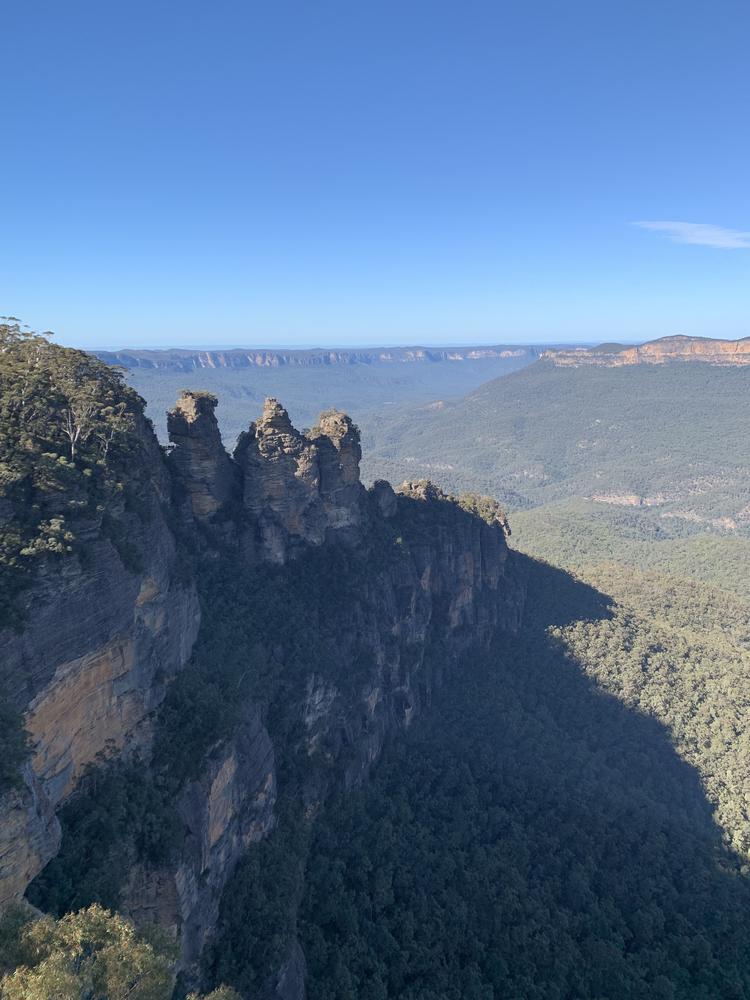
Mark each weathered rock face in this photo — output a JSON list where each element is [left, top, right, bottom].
[[235, 399, 329, 559], [0, 765, 59, 909], [292, 480, 522, 802], [544, 335, 750, 367], [122, 707, 276, 968], [95, 345, 537, 373], [0, 412, 200, 907], [370, 479, 398, 519], [167, 391, 240, 520], [184, 468, 522, 999], [1, 386, 525, 1000], [171, 395, 366, 562]]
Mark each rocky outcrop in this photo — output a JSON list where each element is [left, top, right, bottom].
[[122, 707, 276, 968], [0, 764, 59, 908], [544, 335, 750, 367], [266, 940, 307, 1000], [234, 399, 328, 559], [1, 383, 525, 1000], [370, 479, 398, 519], [95, 345, 537, 372], [167, 391, 240, 520], [257, 473, 522, 812], [0, 411, 200, 908], [171, 395, 366, 562]]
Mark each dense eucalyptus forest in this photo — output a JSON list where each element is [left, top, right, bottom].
[[210, 558, 750, 1000]]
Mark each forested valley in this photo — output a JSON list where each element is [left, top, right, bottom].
[[201, 358, 750, 997], [211, 556, 750, 1000], [2, 328, 750, 1000]]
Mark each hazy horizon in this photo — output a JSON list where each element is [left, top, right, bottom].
[[93, 338, 582, 353], [86, 333, 745, 354]]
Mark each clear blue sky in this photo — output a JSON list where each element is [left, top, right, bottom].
[[4, 0, 749, 349]]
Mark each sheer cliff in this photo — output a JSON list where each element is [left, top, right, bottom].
[[0, 336, 524, 997], [95, 345, 536, 372], [0, 338, 200, 909], [543, 334, 750, 366]]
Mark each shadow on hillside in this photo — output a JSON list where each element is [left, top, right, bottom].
[[512, 550, 616, 628], [460, 552, 750, 996]]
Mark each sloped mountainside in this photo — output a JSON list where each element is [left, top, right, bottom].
[[0, 330, 523, 995], [363, 350, 750, 535], [544, 334, 750, 366], [95, 345, 536, 372]]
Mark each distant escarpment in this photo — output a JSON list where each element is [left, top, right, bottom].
[[95, 344, 536, 372], [0, 330, 523, 996], [544, 334, 750, 366]]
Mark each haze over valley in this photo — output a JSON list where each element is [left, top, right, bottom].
[[104, 343, 540, 444]]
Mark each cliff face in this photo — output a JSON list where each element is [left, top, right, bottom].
[[292, 481, 521, 804], [167, 391, 239, 519], [234, 400, 365, 561], [544, 335, 750, 367], [170, 394, 367, 562], [1, 382, 524, 995], [0, 765, 58, 908], [142, 398, 521, 982], [121, 707, 276, 967], [0, 411, 200, 907], [95, 345, 536, 372]]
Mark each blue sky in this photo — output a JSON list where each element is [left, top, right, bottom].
[[3, 0, 749, 349]]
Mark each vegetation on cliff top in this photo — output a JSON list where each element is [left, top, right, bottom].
[[0, 319, 155, 797], [0, 319, 146, 629]]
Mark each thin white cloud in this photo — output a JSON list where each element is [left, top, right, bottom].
[[633, 220, 750, 249]]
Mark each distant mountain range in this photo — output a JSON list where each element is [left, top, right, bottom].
[[544, 334, 750, 366], [96, 335, 750, 372], [95, 344, 538, 372]]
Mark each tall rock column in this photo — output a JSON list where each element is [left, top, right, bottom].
[[311, 410, 364, 533], [167, 391, 239, 521]]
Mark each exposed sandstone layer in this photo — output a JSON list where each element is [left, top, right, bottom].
[[0, 413, 200, 907], [122, 708, 276, 968], [170, 395, 366, 561], [544, 335, 750, 367], [96, 345, 536, 372], [126, 395, 522, 993], [167, 391, 240, 520], [0, 765, 59, 908]]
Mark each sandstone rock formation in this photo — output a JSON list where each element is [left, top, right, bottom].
[[96, 345, 536, 372], [171, 394, 366, 561], [1, 386, 524, 998], [544, 335, 750, 367], [0, 765, 58, 908], [122, 707, 276, 968], [0, 410, 200, 909], [167, 391, 240, 520]]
